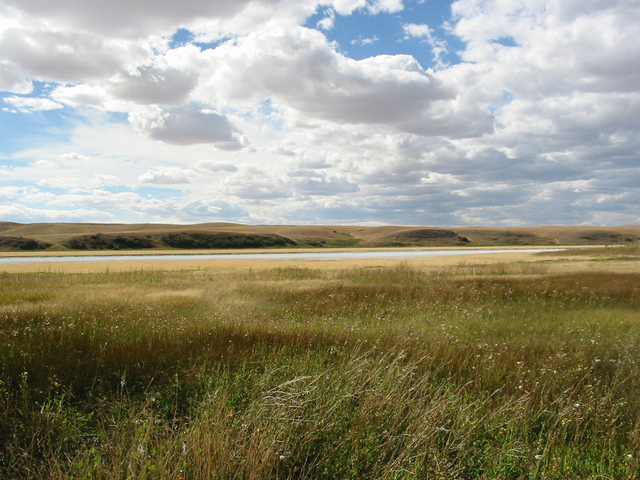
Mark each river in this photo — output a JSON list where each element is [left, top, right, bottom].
[[0, 248, 562, 264]]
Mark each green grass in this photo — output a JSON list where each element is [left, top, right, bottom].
[[1, 263, 640, 479], [325, 232, 362, 248]]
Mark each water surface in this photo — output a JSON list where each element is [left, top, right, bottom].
[[0, 248, 561, 264]]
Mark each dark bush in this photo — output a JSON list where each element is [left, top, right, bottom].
[[0, 236, 52, 251], [160, 232, 296, 249], [64, 234, 156, 250]]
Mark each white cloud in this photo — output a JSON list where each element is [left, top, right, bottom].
[[351, 36, 378, 46], [0, 0, 355, 41], [111, 65, 197, 104], [4, 96, 62, 111], [58, 153, 92, 163], [2, 0, 257, 39], [51, 84, 119, 110], [403, 23, 448, 66], [177, 199, 248, 221], [93, 174, 121, 186], [0, 186, 36, 202], [0, 62, 32, 94], [0, 27, 149, 83], [31, 189, 175, 218], [139, 167, 193, 184], [0, 0, 638, 227], [330, 0, 366, 15], [292, 175, 359, 196], [35, 160, 59, 168], [366, 0, 403, 14], [199, 27, 488, 137], [194, 160, 239, 172], [129, 104, 248, 148], [450, 0, 640, 95], [317, 8, 335, 30], [0, 203, 114, 222], [403, 23, 431, 38], [36, 177, 82, 190], [108, 46, 201, 105]]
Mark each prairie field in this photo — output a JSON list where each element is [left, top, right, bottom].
[[1, 247, 639, 479], [2, 221, 640, 251]]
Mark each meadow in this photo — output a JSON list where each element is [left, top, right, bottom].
[[1, 248, 639, 479]]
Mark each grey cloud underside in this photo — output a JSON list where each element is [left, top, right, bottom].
[[129, 105, 247, 148], [110, 66, 199, 105], [3, 0, 281, 37], [0, 29, 140, 83], [153, 112, 231, 145], [0, 62, 31, 93]]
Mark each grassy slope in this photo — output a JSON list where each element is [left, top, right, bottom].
[[1, 222, 639, 251]]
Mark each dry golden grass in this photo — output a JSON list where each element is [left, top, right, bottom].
[[2, 222, 639, 249], [1, 249, 640, 478]]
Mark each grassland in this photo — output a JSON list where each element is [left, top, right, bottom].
[[1, 222, 639, 251], [1, 247, 639, 479]]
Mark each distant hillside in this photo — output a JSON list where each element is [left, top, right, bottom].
[[0, 222, 638, 251]]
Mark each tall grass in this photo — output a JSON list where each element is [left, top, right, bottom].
[[1, 262, 639, 479]]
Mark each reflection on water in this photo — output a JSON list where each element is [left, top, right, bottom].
[[0, 249, 561, 264]]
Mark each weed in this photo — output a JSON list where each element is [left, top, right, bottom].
[[1, 262, 639, 478]]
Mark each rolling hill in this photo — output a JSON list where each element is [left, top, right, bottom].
[[1, 222, 639, 251]]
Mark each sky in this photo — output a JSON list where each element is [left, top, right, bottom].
[[0, 0, 639, 227]]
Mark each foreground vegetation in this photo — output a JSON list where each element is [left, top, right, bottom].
[[1, 255, 640, 479]]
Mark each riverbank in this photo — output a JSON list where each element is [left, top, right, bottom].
[[0, 247, 576, 273]]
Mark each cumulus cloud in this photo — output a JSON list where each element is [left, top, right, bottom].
[[450, 0, 640, 95], [110, 65, 198, 105], [226, 167, 292, 201], [0, 27, 147, 83], [1, 0, 342, 40], [1, 0, 251, 39], [30, 189, 176, 218], [129, 104, 248, 148], [108, 46, 201, 105], [34, 160, 59, 169], [0, 186, 36, 202], [194, 160, 238, 172], [292, 175, 359, 196], [35, 173, 122, 191], [0, 62, 32, 94], [200, 27, 490, 137], [139, 167, 193, 184], [93, 174, 121, 187], [0, 203, 114, 222], [366, 0, 403, 14], [0, 0, 638, 226], [58, 153, 92, 162], [403, 23, 430, 39], [177, 199, 248, 221], [403, 23, 448, 66], [51, 84, 116, 110], [3, 96, 62, 111], [315, 7, 335, 30]]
